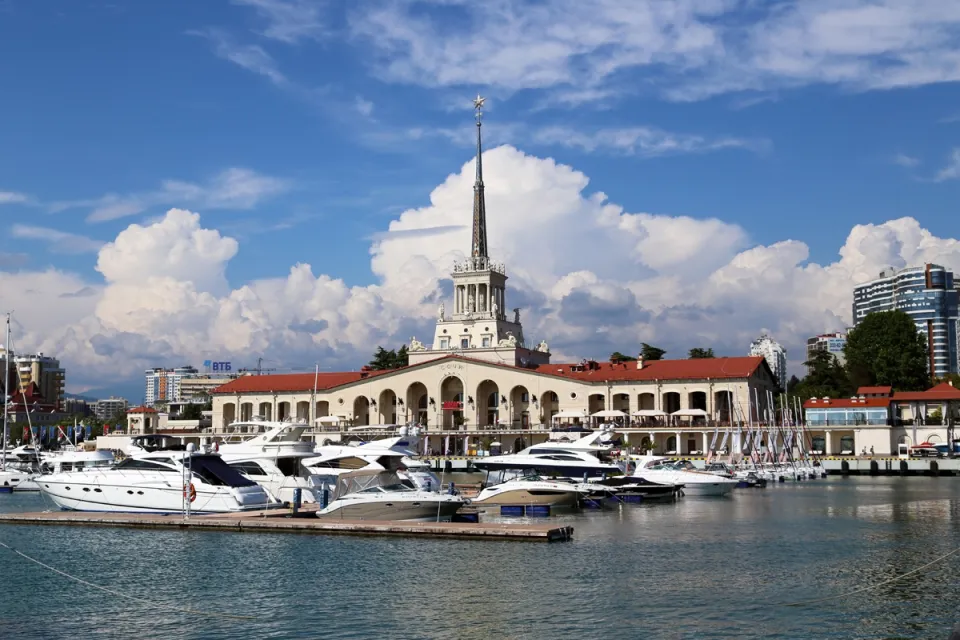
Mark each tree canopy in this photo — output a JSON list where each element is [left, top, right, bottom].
[[609, 351, 637, 363], [368, 345, 409, 370], [792, 349, 854, 399], [844, 310, 929, 391], [640, 343, 666, 361], [688, 347, 715, 359]]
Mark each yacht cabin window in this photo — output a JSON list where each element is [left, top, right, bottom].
[[114, 459, 177, 472]]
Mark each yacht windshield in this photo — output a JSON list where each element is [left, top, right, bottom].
[[190, 455, 257, 487]]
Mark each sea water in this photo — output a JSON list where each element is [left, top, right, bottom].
[[1, 477, 959, 639]]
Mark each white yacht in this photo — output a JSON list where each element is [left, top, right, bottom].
[[625, 456, 737, 497], [39, 450, 274, 513], [314, 469, 464, 521], [471, 474, 583, 507], [226, 452, 318, 504], [473, 445, 620, 476]]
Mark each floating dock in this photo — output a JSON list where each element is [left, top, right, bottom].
[[0, 510, 574, 542], [821, 457, 960, 476]]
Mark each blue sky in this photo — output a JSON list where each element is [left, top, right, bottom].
[[1, 0, 959, 399]]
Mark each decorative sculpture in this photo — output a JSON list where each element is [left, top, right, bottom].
[[535, 339, 549, 353], [498, 332, 518, 347], [438, 302, 445, 321], [492, 301, 498, 318], [409, 337, 426, 351], [514, 308, 521, 324]]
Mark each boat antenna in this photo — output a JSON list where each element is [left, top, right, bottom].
[[2, 312, 9, 470]]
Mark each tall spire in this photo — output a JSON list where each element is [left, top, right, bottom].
[[471, 94, 488, 260]]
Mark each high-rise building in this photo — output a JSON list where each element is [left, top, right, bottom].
[[144, 366, 198, 406], [9, 352, 65, 410], [852, 264, 959, 377], [179, 374, 242, 402], [63, 397, 94, 417], [806, 332, 847, 371], [749, 334, 787, 390], [93, 396, 129, 420]]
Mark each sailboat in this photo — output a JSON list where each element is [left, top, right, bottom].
[[1, 313, 36, 493]]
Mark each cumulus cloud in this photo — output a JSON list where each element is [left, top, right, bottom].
[[3, 146, 959, 392], [934, 148, 960, 181], [347, 0, 960, 102]]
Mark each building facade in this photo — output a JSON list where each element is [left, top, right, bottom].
[[210, 99, 780, 457], [179, 374, 242, 403], [749, 335, 787, 390], [144, 366, 198, 406], [853, 264, 960, 376], [805, 332, 847, 370], [6, 352, 65, 410], [93, 396, 129, 420]]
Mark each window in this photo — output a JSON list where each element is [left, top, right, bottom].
[[190, 456, 256, 487], [229, 461, 268, 477], [461, 338, 469, 349], [521, 392, 529, 403], [440, 338, 449, 349], [482, 337, 491, 347], [114, 458, 176, 472]]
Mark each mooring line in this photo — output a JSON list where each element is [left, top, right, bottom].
[[784, 545, 960, 607], [0, 540, 256, 620]]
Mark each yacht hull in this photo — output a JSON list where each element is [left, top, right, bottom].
[[676, 482, 734, 497], [317, 499, 463, 521], [40, 479, 271, 514], [472, 488, 580, 507], [0, 470, 37, 491]]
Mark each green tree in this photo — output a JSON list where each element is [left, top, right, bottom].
[[609, 351, 637, 363], [368, 345, 409, 370], [640, 343, 666, 361], [180, 403, 205, 420], [688, 347, 715, 359], [786, 374, 801, 393], [844, 310, 929, 391], [794, 349, 853, 399], [393, 345, 409, 368]]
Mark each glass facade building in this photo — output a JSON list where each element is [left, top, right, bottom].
[[853, 264, 959, 377]]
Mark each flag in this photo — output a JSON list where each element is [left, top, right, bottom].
[[103, 424, 110, 436], [443, 435, 450, 455], [86, 425, 92, 439], [67, 426, 73, 439], [22, 427, 28, 441], [708, 427, 719, 451]]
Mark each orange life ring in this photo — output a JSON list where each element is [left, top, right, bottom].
[[183, 483, 197, 503]]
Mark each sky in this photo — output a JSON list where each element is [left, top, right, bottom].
[[1, 0, 959, 400]]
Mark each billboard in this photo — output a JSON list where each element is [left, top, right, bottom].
[[203, 360, 232, 372]]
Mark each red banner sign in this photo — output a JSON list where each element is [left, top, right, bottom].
[[441, 401, 463, 410]]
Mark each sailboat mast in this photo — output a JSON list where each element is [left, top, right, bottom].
[[2, 313, 9, 469]]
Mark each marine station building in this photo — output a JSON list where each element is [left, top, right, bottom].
[[210, 96, 782, 456]]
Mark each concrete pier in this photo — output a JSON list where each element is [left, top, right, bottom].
[[0, 511, 574, 542]]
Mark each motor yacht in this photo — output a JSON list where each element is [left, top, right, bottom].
[[471, 474, 583, 507], [314, 469, 464, 521], [472, 443, 620, 476], [623, 456, 737, 497], [596, 476, 684, 502], [39, 449, 275, 513], [0, 468, 35, 492]]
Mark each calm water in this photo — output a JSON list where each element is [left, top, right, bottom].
[[1, 477, 960, 639]]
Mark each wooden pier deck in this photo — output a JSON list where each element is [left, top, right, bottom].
[[0, 511, 574, 542]]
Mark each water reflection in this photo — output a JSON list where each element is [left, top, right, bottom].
[[0, 478, 958, 639]]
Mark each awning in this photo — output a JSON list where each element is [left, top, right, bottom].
[[552, 409, 588, 419], [591, 409, 627, 418], [671, 409, 709, 417], [632, 410, 667, 417]]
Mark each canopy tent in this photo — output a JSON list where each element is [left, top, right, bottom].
[[670, 409, 709, 417], [632, 410, 667, 417], [552, 409, 588, 420], [315, 415, 349, 425], [591, 409, 627, 418]]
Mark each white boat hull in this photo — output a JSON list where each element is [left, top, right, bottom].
[[472, 487, 581, 507], [678, 481, 734, 497], [317, 495, 464, 521], [39, 479, 271, 514], [0, 470, 38, 491]]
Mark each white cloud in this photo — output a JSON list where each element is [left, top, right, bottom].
[[934, 148, 960, 181], [355, 96, 374, 117], [529, 125, 768, 157], [52, 167, 289, 223], [347, 0, 960, 102], [11, 225, 105, 254], [232, 0, 327, 44], [4, 146, 960, 392], [892, 153, 920, 167], [191, 28, 288, 86], [0, 191, 28, 204]]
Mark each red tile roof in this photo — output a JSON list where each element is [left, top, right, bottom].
[[856, 386, 892, 396], [210, 355, 767, 395], [213, 370, 392, 394], [533, 356, 766, 382], [803, 397, 890, 409], [127, 406, 158, 414], [892, 383, 960, 402]]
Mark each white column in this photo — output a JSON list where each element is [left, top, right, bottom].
[[825, 430, 833, 455]]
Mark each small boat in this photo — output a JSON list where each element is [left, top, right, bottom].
[[623, 456, 737, 497], [314, 470, 464, 521], [471, 474, 583, 507]]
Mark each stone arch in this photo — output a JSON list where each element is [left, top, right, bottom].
[[405, 382, 428, 426], [353, 396, 370, 426], [662, 392, 681, 415], [315, 401, 329, 419], [278, 401, 291, 421], [513, 436, 527, 453], [475, 379, 500, 428], [714, 390, 732, 423], [257, 402, 271, 420], [539, 390, 559, 423], [665, 435, 678, 453], [240, 402, 253, 421], [222, 402, 236, 429], [440, 376, 464, 429], [588, 393, 605, 414], [296, 401, 309, 422], [689, 391, 707, 412], [637, 393, 655, 411], [612, 393, 630, 413], [510, 385, 531, 429], [378, 389, 398, 424]]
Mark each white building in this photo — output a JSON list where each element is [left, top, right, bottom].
[[805, 331, 847, 371], [749, 334, 787, 390], [93, 396, 129, 420], [210, 99, 782, 457], [144, 366, 198, 406]]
